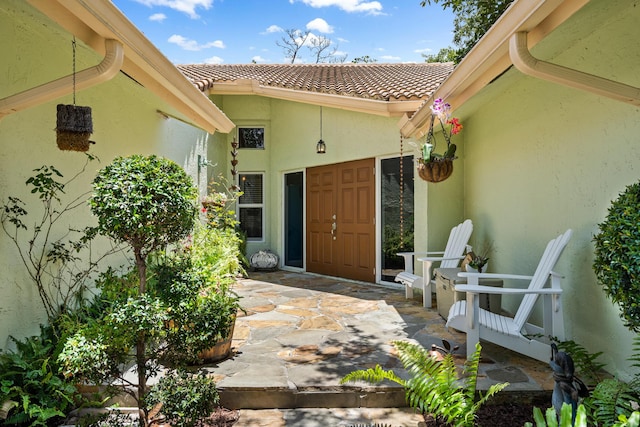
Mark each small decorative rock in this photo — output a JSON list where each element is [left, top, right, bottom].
[[250, 250, 279, 271]]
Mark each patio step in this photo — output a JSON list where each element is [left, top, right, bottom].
[[218, 384, 408, 410]]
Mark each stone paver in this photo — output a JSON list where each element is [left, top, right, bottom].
[[205, 271, 554, 411]]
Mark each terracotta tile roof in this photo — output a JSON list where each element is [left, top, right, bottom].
[[177, 63, 454, 102]]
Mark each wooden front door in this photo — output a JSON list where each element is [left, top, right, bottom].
[[306, 158, 375, 282]]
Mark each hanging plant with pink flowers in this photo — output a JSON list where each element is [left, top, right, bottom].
[[410, 98, 463, 183]]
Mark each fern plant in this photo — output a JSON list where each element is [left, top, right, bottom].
[[340, 341, 508, 426], [586, 378, 638, 426]]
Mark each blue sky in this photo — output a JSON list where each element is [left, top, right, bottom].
[[111, 0, 455, 65]]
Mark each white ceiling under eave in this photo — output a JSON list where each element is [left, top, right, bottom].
[[25, 0, 235, 135]]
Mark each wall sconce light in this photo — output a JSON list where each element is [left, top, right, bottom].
[[316, 106, 326, 154]]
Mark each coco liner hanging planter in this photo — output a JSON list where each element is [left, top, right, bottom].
[[56, 104, 93, 152], [417, 158, 454, 183], [414, 98, 462, 183]]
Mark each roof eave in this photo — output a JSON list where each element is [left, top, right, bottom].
[[207, 80, 424, 117], [400, 0, 589, 138], [26, 0, 235, 134]]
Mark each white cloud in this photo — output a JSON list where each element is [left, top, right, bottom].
[[306, 18, 333, 34], [414, 48, 433, 54], [295, 0, 383, 14], [134, 0, 213, 19], [380, 55, 401, 61], [204, 55, 224, 64], [252, 55, 268, 63], [168, 34, 225, 51], [263, 25, 284, 34], [149, 13, 167, 22]]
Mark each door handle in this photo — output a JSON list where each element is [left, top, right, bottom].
[[331, 215, 337, 240]]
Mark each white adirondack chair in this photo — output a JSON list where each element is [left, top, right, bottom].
[[395, 219, 473, 308], [446, 229, 572, 363]]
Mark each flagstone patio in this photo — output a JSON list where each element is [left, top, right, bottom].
[[204, 270, 555, 411]]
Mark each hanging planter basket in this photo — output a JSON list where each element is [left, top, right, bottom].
[[56, 104, 93, 152], [417, 158, 454, 183]]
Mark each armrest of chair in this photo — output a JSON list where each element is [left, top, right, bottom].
[[454, 284, 562, 295], [417, 255, 464, 262], [396, 252, 446, 274], [458, 272, 534, 281]]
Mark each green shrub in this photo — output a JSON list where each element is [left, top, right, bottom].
[[593, 182, 640, 332], [0, 327, 78, 426], [146, 369, 219, 427]]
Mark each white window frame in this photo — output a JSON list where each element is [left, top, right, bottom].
[[237, 172, 265, 242]]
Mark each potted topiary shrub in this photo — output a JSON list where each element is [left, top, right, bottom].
[[59, 154, 197, 426], [593, 181, 640, 332]]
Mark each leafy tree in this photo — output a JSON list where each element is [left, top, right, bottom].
[[421, 0, 514, 63], [423, 46, 457, 63], [89, 155, 197, 426], [352, 55, 378, 63]]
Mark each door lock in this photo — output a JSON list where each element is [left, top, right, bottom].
[[331, 214, 337, 240]]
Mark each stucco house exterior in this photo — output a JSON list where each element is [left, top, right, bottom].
[[0, 0, 234, 350], [2, 0, 640, 380]]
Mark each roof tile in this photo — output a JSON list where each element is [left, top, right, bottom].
[[177, 63, 454, 102]]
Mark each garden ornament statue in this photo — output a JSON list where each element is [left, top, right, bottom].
[[550, 343, 589, 425]]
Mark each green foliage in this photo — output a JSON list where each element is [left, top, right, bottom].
[[527, 403, 640, 427], [153, 225, 244, 365], [0, 327, 79, 426], [0, 155, 119, 320], [189, 223, 245, 280], [90, 154, 197, 254], [341, 341, 508, 426], [57, 267, 142, 385], [420, 0, 514, 63], [352, 55, 378, 63], [383, 223, 414, 261], [423, 47, 458, 63], [586, 378, 639, 426], [146, 369, 219, 427], [526, 403, 588, 427], [593, 181, 640, 332], [88, 155, 198, 424]]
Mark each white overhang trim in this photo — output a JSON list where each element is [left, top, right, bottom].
[[207, 80, 424, 117], [399, 0, 589, 138], [510, 31, 640, 107], [26, 0, 234, 134], [0, 39, 123, 119]]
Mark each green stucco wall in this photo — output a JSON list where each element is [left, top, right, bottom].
[[0, 0, 211, 349], [214, 94, 465, 266], [456, 0, 640, 377]]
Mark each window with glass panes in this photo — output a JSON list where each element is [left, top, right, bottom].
[[238, 173, 264, 240]]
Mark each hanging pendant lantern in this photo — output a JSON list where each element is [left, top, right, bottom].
[[56, 37, 94, 152], [316, 106, 326, 154]]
